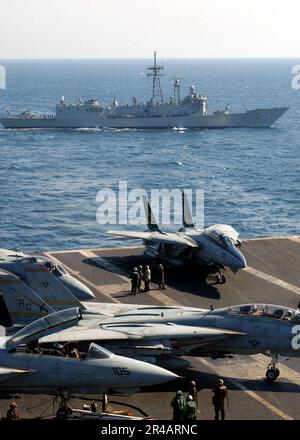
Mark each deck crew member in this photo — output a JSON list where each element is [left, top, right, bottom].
[[182, 395, 197, 420], [170, 390, 185, 421], [130, 267, 140, 295], [6, 402, 20, 420], [137, 265, 143, 293], [144, 265, 151, 292], [188, 380, 198, 407], [212, 378, 228, 420], [157, 263, 166, 290]]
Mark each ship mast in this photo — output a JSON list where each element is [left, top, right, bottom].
[[147, 51, 164, 104]]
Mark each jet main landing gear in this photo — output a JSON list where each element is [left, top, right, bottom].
[[56, 393, 72, 420], [216, 268, 226, 285], [266, 352, 280, 383]]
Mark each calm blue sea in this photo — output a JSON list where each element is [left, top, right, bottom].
[[0, 58, 299, 252]]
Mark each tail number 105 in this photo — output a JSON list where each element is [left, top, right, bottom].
[[112, 367, 130, 375]]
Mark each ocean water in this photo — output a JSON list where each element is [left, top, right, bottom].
[[0, 58, 299, 252]]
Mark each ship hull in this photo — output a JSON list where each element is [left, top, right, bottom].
[[0, 107, 288, 129]]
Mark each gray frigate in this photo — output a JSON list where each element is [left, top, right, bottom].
[[0, 53, 288, 129]]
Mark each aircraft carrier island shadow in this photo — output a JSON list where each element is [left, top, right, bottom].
[[82, 254, 221, 300]]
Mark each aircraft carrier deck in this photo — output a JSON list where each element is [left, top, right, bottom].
[[1, 236, 300, 420]]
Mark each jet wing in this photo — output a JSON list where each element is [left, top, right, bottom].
[[0, 366, 34, 382], [101, 323, 245, 343], [39, 323, 244, 345], [107, 230, 198, 247]]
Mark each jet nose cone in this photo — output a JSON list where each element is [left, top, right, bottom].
[[134, 362, 179, 387], [62, 276, 95, 300], [236, 251, 247, 269], [229, 246, 247, 270]]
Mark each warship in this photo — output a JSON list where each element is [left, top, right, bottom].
[[0, 53, 288, 129]]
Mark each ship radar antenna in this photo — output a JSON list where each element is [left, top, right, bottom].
[[172, 77, 183, 104], [147, 51, 164, 104]]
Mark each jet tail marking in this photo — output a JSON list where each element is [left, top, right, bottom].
[[0, 271, 55, 325]]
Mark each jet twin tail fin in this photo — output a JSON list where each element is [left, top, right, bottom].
[[0, 270, 55, 325], [142, 195, 162, 232], [182, 191, 195, 229], [0, 269, 84, 326], [142, 192, 195, 231], [20, 262, 85, 312]]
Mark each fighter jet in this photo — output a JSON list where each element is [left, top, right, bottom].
[[0, 248, 94, 300], [107, 194, 246, 283], [1, 271, 298, 383], [0, 291, 177, 399]]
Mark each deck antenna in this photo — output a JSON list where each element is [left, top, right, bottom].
[[147, 51, 164, 104]]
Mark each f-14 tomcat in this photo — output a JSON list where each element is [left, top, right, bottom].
[[0, 291, 177, 399], [107, 194, 247, 284], [1, 270, 299, 383]]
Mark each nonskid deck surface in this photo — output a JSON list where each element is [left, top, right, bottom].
[[1, 236, 300, 420]]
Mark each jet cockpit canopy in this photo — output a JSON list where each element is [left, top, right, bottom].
[[213, 303, 299, 321]]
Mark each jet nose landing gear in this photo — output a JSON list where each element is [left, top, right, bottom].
[[206, 267, 226, 285], [205, 269, 226, 285], [266, 352, 280, 383]]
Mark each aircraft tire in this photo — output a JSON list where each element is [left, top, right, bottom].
[[266, 368, 278, 382]]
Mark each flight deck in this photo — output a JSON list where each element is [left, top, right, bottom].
[[1, 236, 300, 420]]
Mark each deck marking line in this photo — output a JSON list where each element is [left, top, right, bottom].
[[199, 357, 293, 420], [245, 266, 300, 296]]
